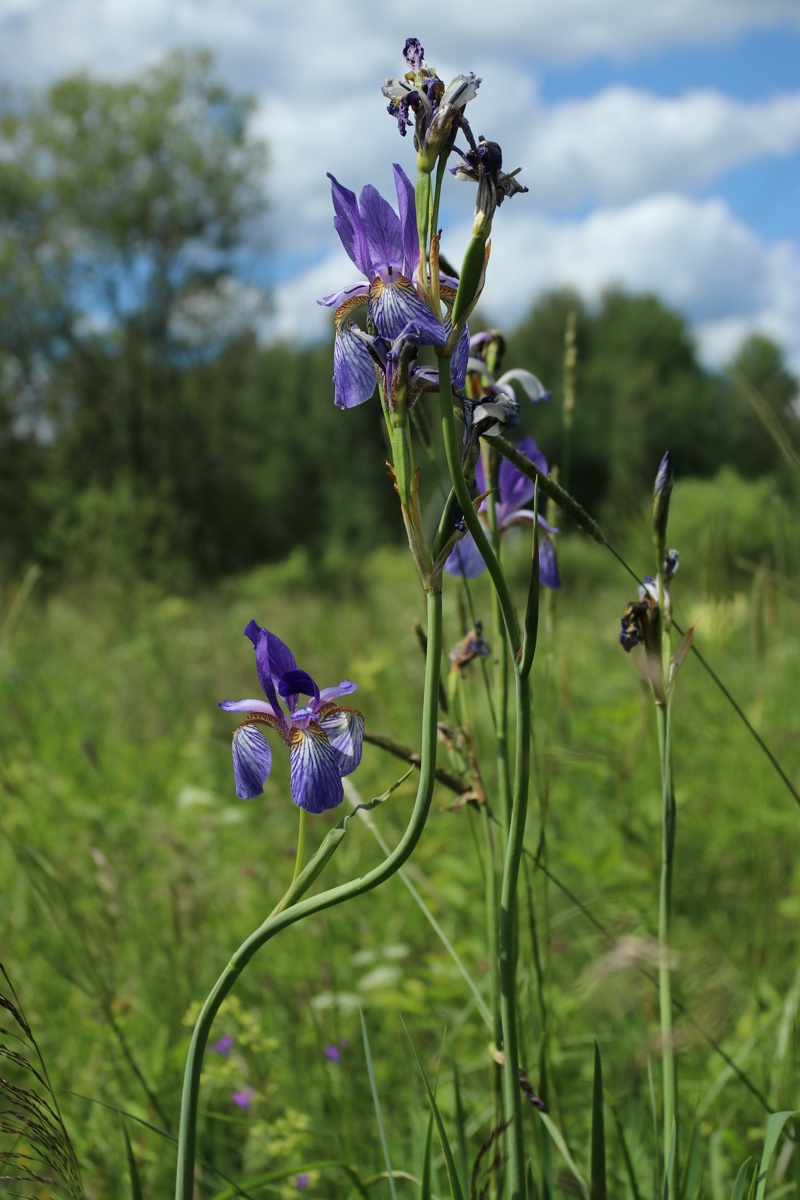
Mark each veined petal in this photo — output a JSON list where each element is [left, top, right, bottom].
[[333, 320, 377, 409], [327, 174, 370, 276], [444, 532, 487, 579], [318, 281, 369, 310], [359, 184, 402, 274], [318, 704, 364, 777], [369, 274, 444, 343], [319, 680, 358, 704], [441, 72, 481, 109], [289, 724, 344, 813], [219, 698, 277, 715], [392, 162, 419, 280], [254, 629, 290, 725], [231, 724, 273, 799]]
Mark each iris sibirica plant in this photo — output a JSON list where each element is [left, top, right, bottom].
[[178, 36, 580, 1200]]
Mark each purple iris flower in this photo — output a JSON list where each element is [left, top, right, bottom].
[[219, 622, 364, 814], [444, 437, 561, 589], [318, 165, 446, 409]]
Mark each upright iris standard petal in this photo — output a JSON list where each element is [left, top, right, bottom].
[[231, 725, 273, 800], [359, 184, 404, 274], [327, 174, 371, 276], [289, 725, 344, 813], [318, 704, 364, 777], [392, 163, 419, 278]]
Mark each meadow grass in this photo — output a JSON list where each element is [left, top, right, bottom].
[[0, 491, 798, 1197]]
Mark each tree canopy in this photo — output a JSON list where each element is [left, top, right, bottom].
[[0, 56, 797, 587]]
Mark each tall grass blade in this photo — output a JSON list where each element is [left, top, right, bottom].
[[606, 1093, 643, 1200], [121, 1123, 144, 1200], [662, 1121, 676, 1200], [359, 1010, 399, 1200], [452, 1064, 470, 1197], [590, 1042, 607, 1200], [421, 1109, 435, 1200], [401, 1020, 465, 1200], [754, 1111, 799, 1200], [729, 1159, 752, 1200], [681, 1124, 703, 1200], [537, 1112, 589, 1199], [0, 964, 85, 1200]]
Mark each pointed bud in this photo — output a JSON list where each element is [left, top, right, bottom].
[[652, 450, 673, 548]]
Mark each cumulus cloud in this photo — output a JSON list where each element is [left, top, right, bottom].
[[271, 193, 800, 375], [2, 0, 799, 83], [520, 88, 800, 210], [1, 0, 798, 373], [480, 195, 800, 371]]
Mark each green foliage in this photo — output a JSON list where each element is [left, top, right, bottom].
[[1, 487, 798, 1196]]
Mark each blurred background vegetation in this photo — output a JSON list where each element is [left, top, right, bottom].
[[1, 51, 798, 593], [1, 50, 799, 1199]]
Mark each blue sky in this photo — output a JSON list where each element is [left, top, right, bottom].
[[1, 0, 798, 372]]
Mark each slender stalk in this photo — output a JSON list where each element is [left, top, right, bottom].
[[437, 359, 520, 654], [656, 696, 677, 1190], [498, 668, 532, 1200], [438, 357, 528, 1199], [175, 589, 443, 1200]]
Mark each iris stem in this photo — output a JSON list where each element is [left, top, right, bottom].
[[174, 589, 443, 1200], [656, 696, 677, 1190], [267, 810, 308, 920], [438, 357, 528, 1200]]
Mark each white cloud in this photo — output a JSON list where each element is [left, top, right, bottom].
[[520, 88, 800, 210], [1, 0, 798, 374], [269, 193, 800, 376], [1, 0, 799, 83]]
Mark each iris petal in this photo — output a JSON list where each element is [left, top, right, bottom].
[[392, 163, 419, 280], [319, 680, 358, 704], [369, 275, 444, 344], [358, 184, 402, 274], [444, 533, 486, 579], [333, 321, 377, 409], [289, 725, 344, 813], [538, 538, 561, 591], [231, 724, 273, 799], [327, 174, 371, 276], [318, 705, 364, 778], [219, 698, 277, 715]]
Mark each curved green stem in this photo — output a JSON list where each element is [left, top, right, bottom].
[[438, 358, 529, 1198], [175, 589, 443, 1200]]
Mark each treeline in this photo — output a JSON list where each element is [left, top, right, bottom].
[[1, 54, 797, 587]]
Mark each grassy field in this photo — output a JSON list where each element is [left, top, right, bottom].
[[1, 473, 798, 1198]]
